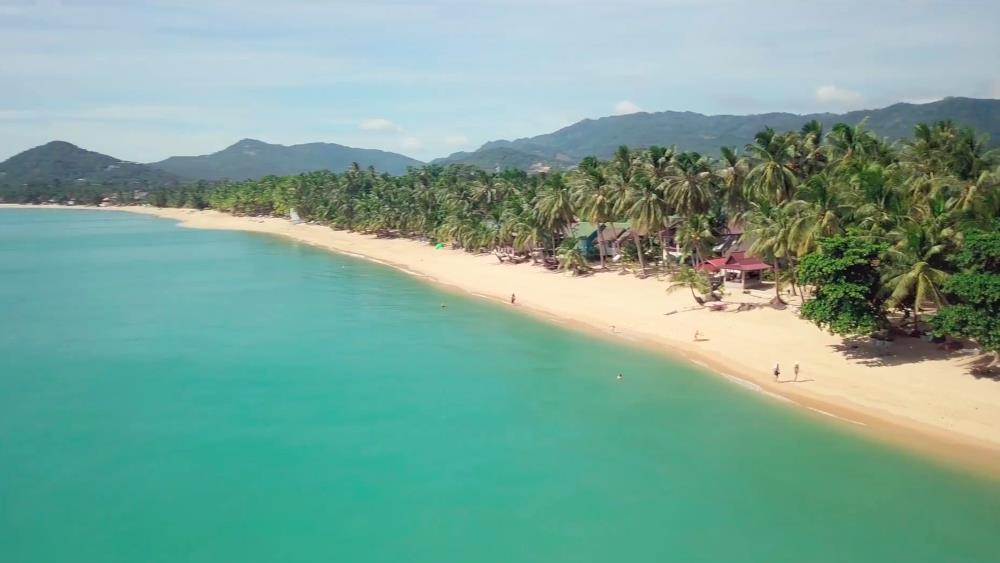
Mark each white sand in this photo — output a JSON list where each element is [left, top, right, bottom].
[[7, 204, 1000, 473]]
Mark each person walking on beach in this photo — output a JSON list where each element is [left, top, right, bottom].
[[773, 362, 781, 381], [793, 362, 800, 382], [693, 330, 701, 342], [511, 293, 516, 305]]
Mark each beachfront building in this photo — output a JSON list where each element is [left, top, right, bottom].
[[696, 251, 771, 290], [568, 222, 630, 259], [713, 220, 744, 255]]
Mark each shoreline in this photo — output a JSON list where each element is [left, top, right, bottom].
[[5, 204, 1000, 477]]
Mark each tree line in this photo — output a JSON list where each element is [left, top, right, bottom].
[[16, 120, 1000, 354]]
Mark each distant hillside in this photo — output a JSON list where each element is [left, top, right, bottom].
[[434, 97, 1000, 170], [0, 141, 177, 189], [150, 139, 424, 180]]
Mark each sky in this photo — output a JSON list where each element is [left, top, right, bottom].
[[1, 0, 998, 162]]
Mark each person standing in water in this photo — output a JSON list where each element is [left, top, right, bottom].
[[616, 373, 623, 382]]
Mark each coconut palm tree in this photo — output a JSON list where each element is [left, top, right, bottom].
[[617, 172, 667, 276], [789, 173, 850, 255], [718, 146, 750, 218], [795, 119, 827, 178], [661, 151, 716, 218], [674, 213, 716, 266], [744, 200, 797, 303], [884, 261, 949, 331], [534, 173, 575, 252], [883, 220, 952, 329], [744, 128, 798, 204], [666, 266, 711, 304], [848, 162, 906, 237], [571, 156, 615, 269], [606, 146, 650, 273], [556, 237, 591, 275]]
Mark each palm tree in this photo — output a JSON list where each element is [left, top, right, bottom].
[[512, 211, 547, 263], [606, 146, 649, 274], [571, 156, 615, 269], [884, 261, 949, 331], [744, 128, 798, 204], [788, 173, 850, 255], [949, 169, 999, 219], [618, 173, 668, 276], [534, 173, 575, 253], [848, 162, 905, 237], [666, 266, 711, 304], [744, 200, 797, 304], [884, 221, 951, 329], [661, 151, 716, 218], [674, 213, 716, 266], [718, 146, 750, 217], [556, 237, 591, 275], [795, 119, 827, 178]]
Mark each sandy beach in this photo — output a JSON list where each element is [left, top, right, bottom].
[[6, 204, 1000, 474]]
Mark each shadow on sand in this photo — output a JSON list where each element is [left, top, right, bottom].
[[967, 355, 1000, 381], [831, 336, 999, 381]]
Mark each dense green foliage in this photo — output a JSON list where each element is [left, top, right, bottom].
[[931, 227, 1000, 353], [798, 236, 888, 336], [150, 138, 423, 180], [435, 97, 1000, 170]]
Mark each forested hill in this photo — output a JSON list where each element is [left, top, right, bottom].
[[0, 141, 177, 190], [434, 97, 1000, 170], [149, 139, 424, 180]]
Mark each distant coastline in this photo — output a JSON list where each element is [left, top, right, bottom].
[[4, 203, 1000, 477]]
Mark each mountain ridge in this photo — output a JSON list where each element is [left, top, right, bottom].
[[2, 97, 998, 188], [149, 138, 424, 180], [434, 97, 1000, 169], [0, 141, 178, 189]]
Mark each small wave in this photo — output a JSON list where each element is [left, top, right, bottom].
[[808, 407, 867, 426]]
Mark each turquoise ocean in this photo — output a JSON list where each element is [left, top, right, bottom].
[[1, 209, 999, 562]]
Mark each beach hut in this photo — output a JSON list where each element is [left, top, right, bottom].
[[567, 221, 630, 259], [713, 220, 745, 255], [696, 251, 771, 290]]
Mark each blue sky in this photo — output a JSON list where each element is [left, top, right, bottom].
[[1, 0, 998, 162]]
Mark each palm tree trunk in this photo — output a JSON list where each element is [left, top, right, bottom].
[[659, 230, 667, 270], [773, 262, 786, 304], [633, 231, 646, 275], [596, 224, 607, 270]]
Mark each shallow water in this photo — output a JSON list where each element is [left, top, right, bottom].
[[1, 209, 999, 563]]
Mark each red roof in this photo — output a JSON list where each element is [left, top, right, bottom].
[[696, 252, 771, 272]]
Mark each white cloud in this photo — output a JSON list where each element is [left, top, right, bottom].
[[400, 136, 423, 150], [444, 134, 470, 147], [613, 100, 642, 115], [359, 118, 402, 133], [815, 85, 864, 107]]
